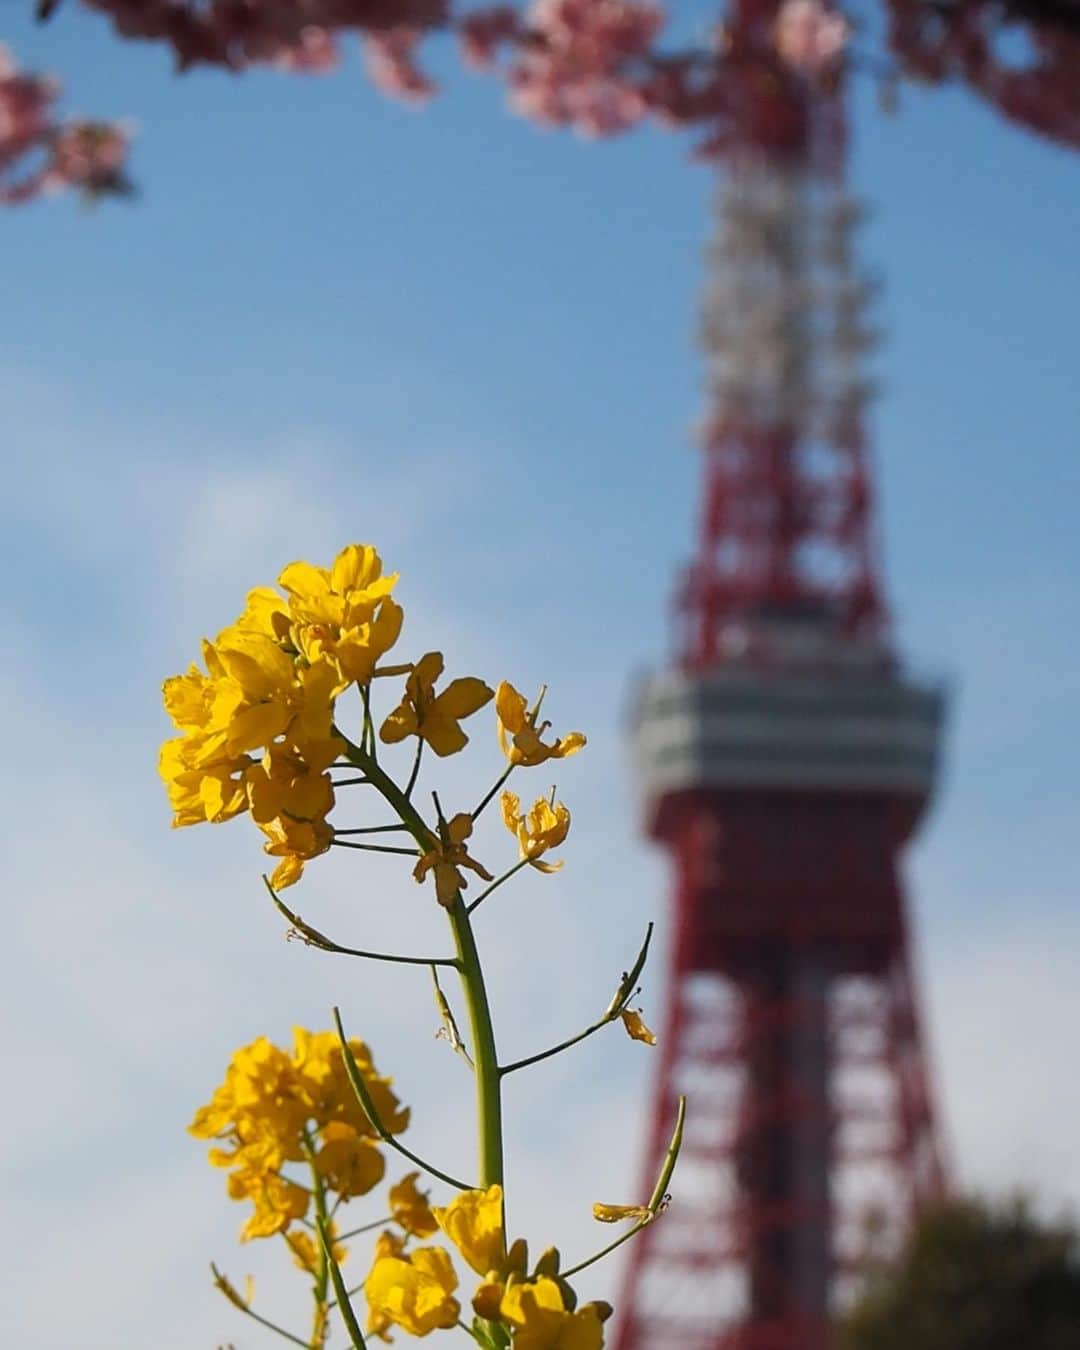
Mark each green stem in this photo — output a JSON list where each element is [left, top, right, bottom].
[[471, 763, 514, 823], [499, 1014, 613, 1076], [501, 924, 656, 1073], [561, 1096, 686, 1281], [317, 1216, 368, 1350], [446, 895, 504, 1190], [330, 839, 419, 856], [341, 738, 505, 1195], [359, 683, 376, 760], [334, 1007, 474, 1191], [265, 879, 458, 968], [404, 736, 424, 799], [302, 1133, 331, 1347], [465, 858, 530, 916], [334, 824, 412, 836], [336, 1215, 393, 1242]]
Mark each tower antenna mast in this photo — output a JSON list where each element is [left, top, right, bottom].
[[616, 5, 947, 1345]]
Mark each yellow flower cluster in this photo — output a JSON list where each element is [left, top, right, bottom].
[[365, 1185, 612, 1347], [159, 546, 587, 899], [189, 1027, 408, 1240], [160, 544, 406, 888]]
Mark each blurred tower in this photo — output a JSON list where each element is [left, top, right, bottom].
[[613, 5, 947, 1347]]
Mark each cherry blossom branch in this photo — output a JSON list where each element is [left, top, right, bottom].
[[0, 45, 132, 206]]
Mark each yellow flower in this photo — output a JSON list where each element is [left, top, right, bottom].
[[592, 1202, 650, 1224], [203, 635, 337, 755], [190, 1030, 408, 1238], [248, 736, 341, 889], [413, 813, 494, 907], [432, 1184, 505, 1276], [162, 662, 217, 731], [159, 543, 403, 836], [279, 544, 403, 685], [495, 682, 586, 767], [259, 813, 334, 891], [229, 585, 292, 642], [380, 652, 493, 757], [390, 1171, 440, 1238], [190, 1036, 308, 1174], [499, 1278, 609, 1349], [619, 1009, 657, 1046], [364, 1246, 461, 1337], [500, 792, 571, 873], [291, 1028, 410, 1139], [472, 1277, 505, 1321], [365, 1234, 406, 1341], [227, 1165, 311, 1240], [246, 736, 341, 827], [313, 1121, 386, 1198], [158, 730, 251, 828]]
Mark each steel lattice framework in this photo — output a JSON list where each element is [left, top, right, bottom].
[[613, 3, 947, 1345]]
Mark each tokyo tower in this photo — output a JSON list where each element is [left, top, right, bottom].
[[613, 4, 948, 1347]]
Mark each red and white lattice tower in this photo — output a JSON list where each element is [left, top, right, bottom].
[[613, 5, 948, 1347]]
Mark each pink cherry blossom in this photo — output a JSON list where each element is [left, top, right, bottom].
[[0, 44, 131, 205], [502, 0, 664, 135], [774, 0, 849, 76]]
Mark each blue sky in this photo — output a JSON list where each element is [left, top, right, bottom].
[[2, 7, 1078, 1347]]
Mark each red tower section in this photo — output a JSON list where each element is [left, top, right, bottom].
[[614, 7, 947, 1348]]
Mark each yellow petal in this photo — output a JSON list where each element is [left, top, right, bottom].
[[278, 559, 331, 599], [412, 650, 445, 690], [495, 681, 528, 734], [472, 1278, 504, 1321], [422, 712, 469, 758], [592, 1202, 650, 1223], [620, 1008, 657, 1046], [271, 855, 304, 890], [446, 813, 473, 846], [379, 702, 419, 744], [330, 543, 381, 594], [500, 790, 522, 833], [437, 677, 494, 719], [528, 858, 563, 874], [432, 1185, 505, 1277], [223, 700, 292, 756]]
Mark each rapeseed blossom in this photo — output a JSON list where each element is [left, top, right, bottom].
[[390, 1171, 440, 1237], [500, 791, 571, 872], [498, 1277, 610, 1349], [160, 544, 409, 889], [364, 1244, 461, 1335], [413, 812, 493, 907], [189, 1028, 406, 1240], [380, 650, 493, 756], [173, 542, 681, 1349], [495, 682, 586, 767], [432, 1183, 506, 1275]]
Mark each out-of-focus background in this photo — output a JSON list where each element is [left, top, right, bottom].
[[2, 5, 1077, 1345]]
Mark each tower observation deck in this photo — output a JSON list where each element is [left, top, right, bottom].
[[612, 7, 948, 1348]]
